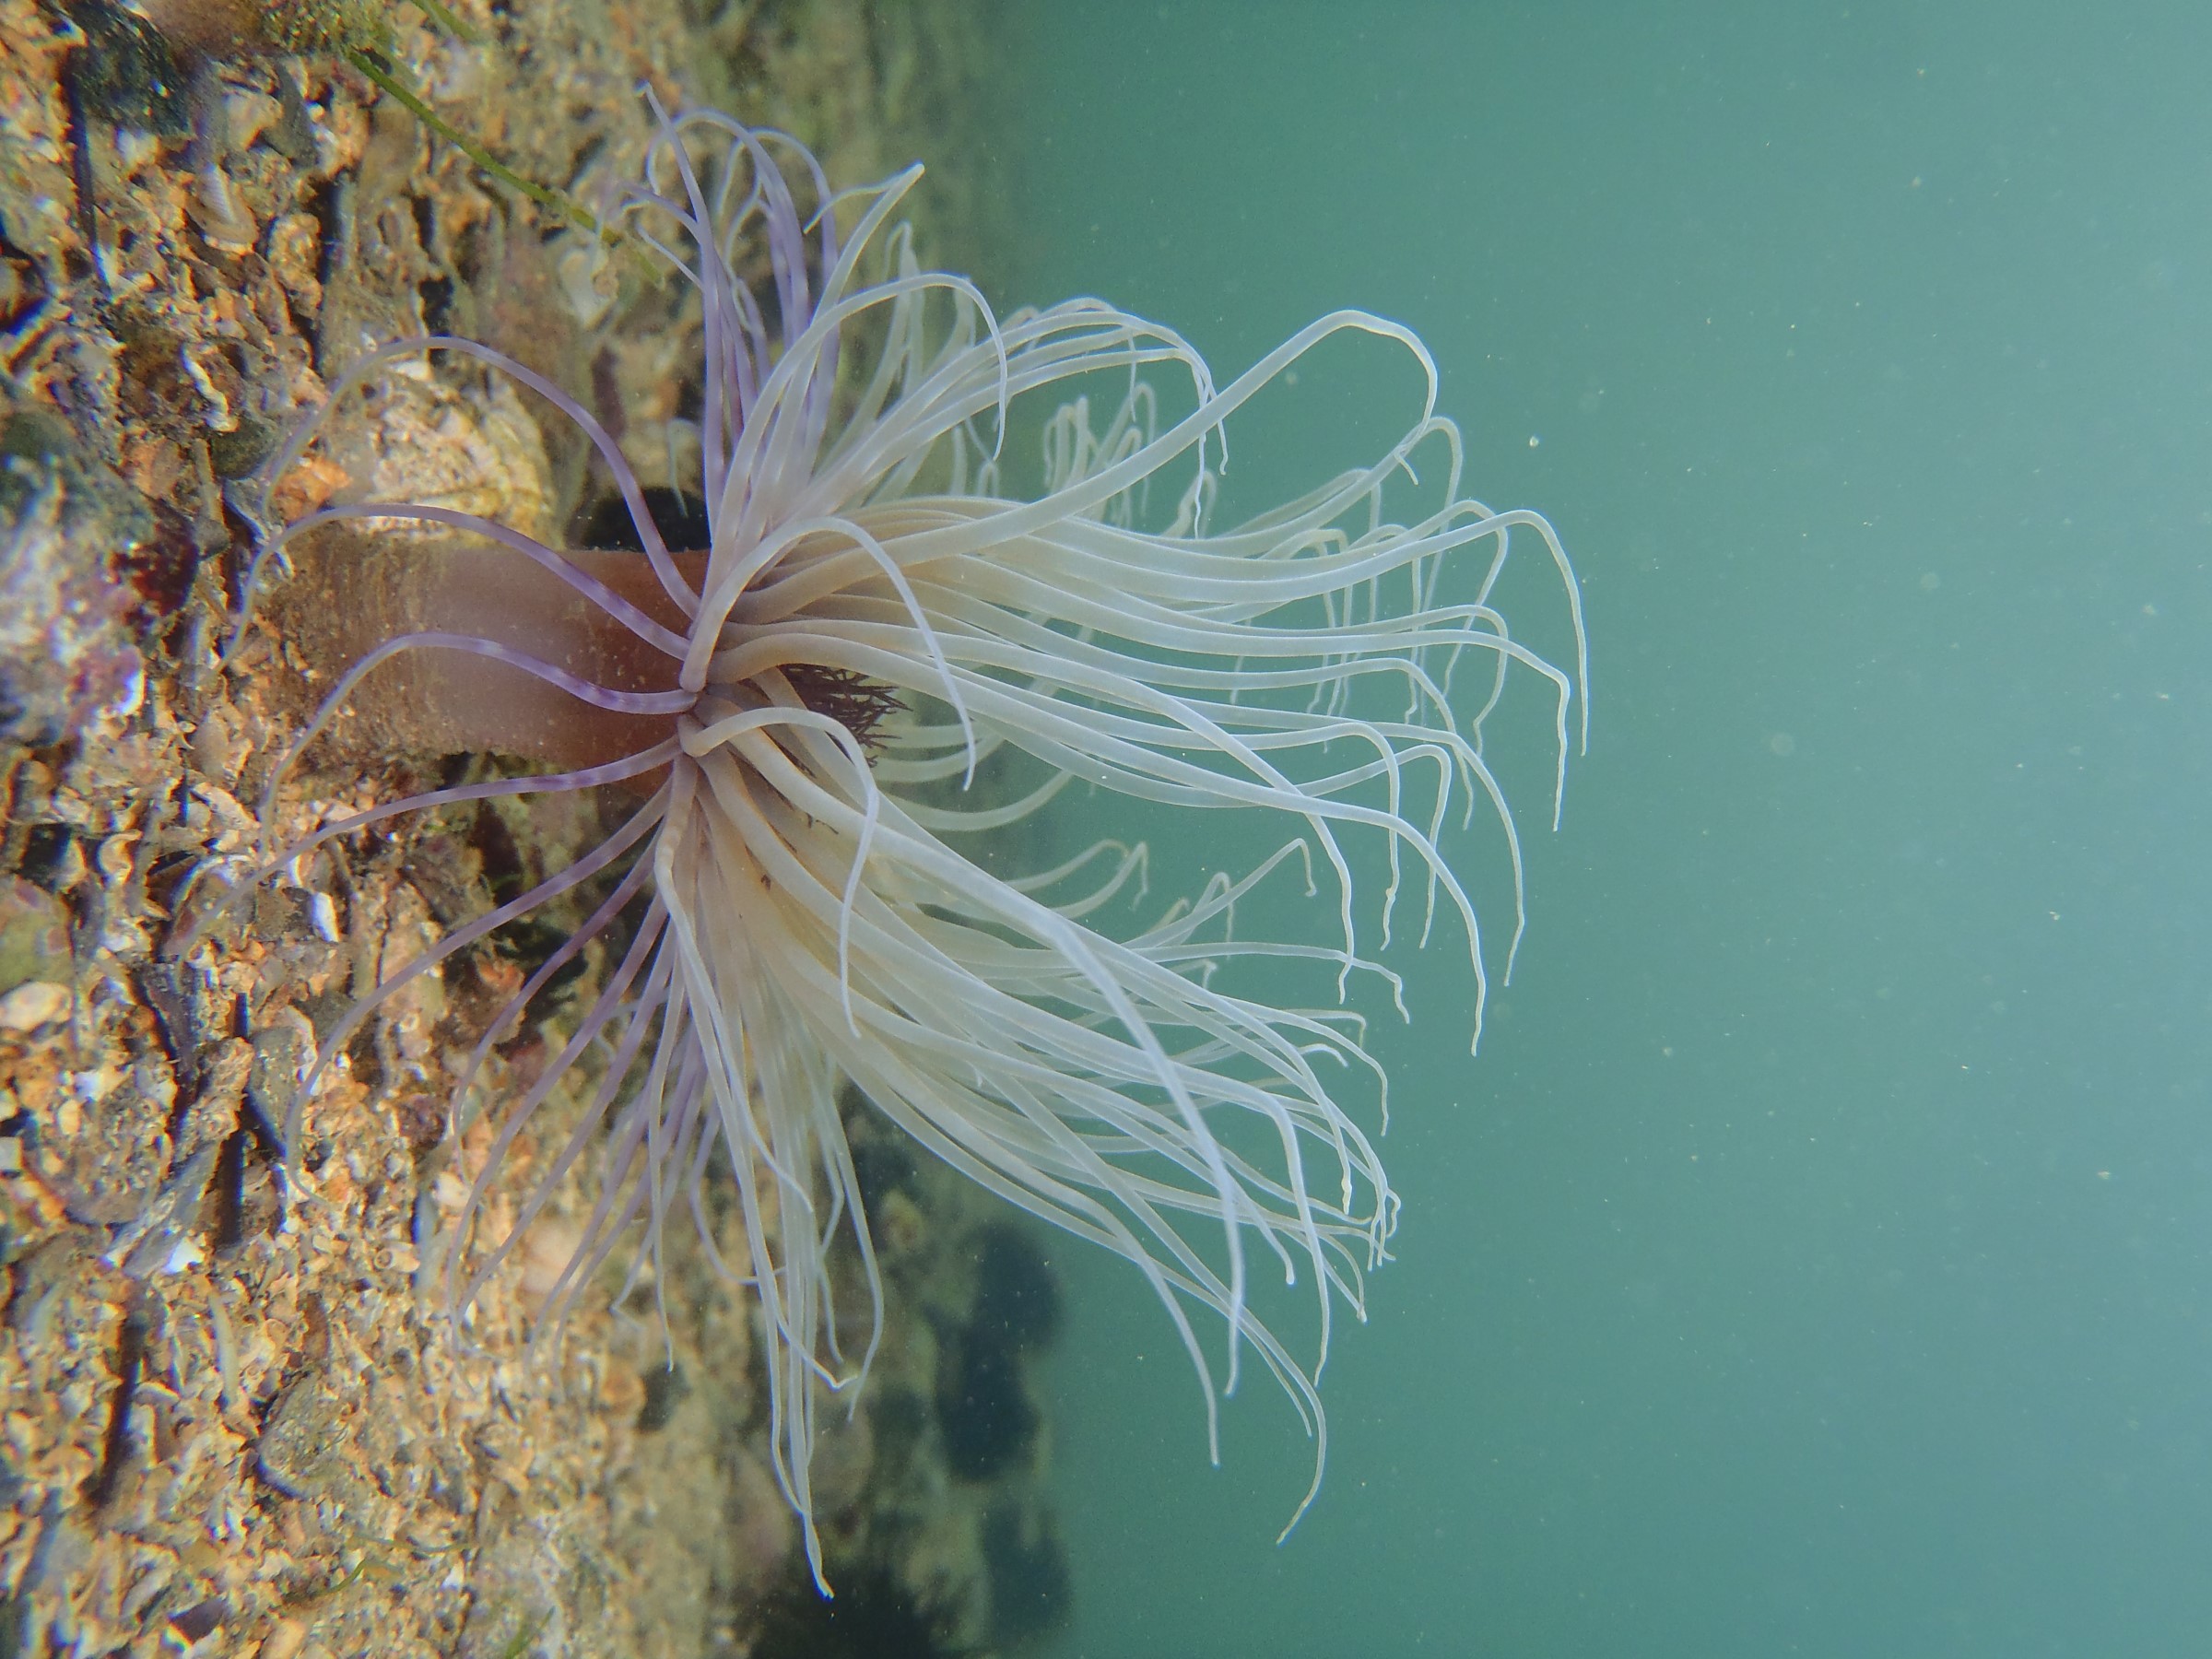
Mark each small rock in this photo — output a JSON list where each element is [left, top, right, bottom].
[[0, 981, 70, 1032], [0, 876, 70, 994], [256, 1372, 348, 1500]]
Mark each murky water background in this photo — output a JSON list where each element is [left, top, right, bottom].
[[1009, 5, 2212, 1653]]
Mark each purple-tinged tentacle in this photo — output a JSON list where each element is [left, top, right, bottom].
[[448, 900, 672, 1315], [281, 785, 669, 1150], [272, 502, 692, 657], [259, 631, 692, 830], [177, 740, 677, 958], [444, 845, 662, 1139], [241, 333, 698, 629]]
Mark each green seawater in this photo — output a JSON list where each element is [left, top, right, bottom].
[[1008, 5, 2212, 1654]]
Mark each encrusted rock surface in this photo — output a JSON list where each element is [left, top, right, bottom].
[[0, 2, 1066, 1653]]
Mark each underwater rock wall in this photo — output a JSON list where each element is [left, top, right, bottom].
[[0, 2, 1063, 1653]]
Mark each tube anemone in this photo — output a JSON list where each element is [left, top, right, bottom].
[[211, 96, 1587, 1587]]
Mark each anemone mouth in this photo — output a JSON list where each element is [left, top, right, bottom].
[[781, 664, 902, 748], [209, 91, 1589, 1590]]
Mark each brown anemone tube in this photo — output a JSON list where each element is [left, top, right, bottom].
[[260, 528, 711, 773]]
